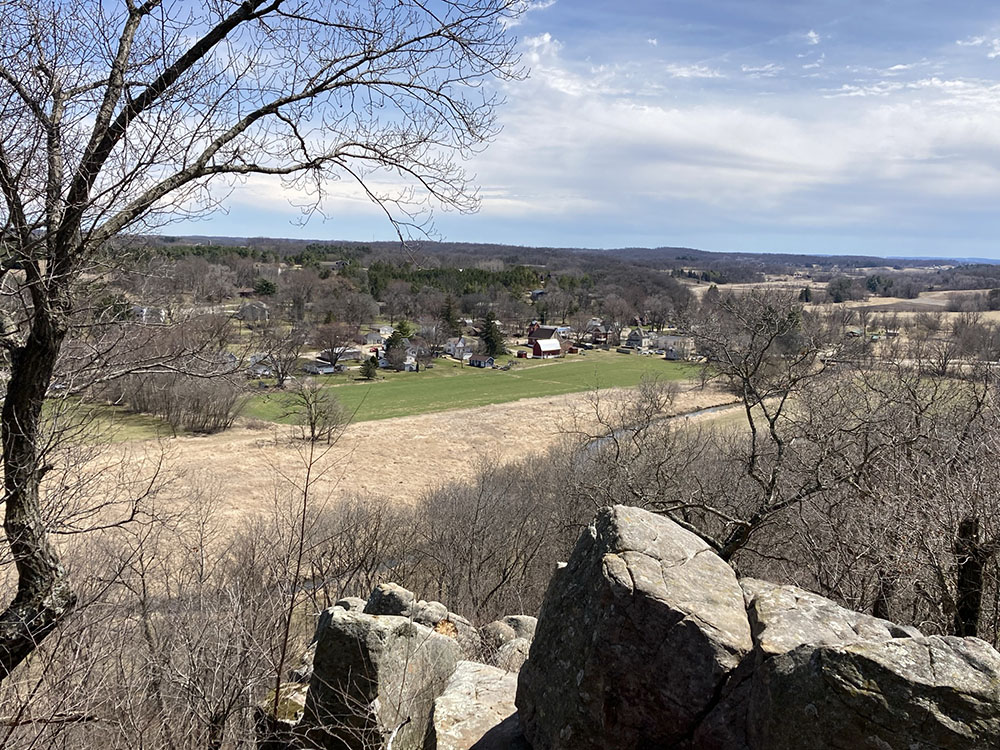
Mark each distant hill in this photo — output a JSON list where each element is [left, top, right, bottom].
[[142, 234, 985, 272]]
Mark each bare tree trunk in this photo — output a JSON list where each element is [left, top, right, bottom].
[[872, 569, 895, 621], [955, 516, 986, 638], [0, 305, 77, 679]]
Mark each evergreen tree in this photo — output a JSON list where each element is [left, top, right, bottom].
[[384, 330, 405, 351], [253, 277, 278, 296], [360, 356, 379, 380], [440, 295, 462, 337], [480, 312, 507, 357]]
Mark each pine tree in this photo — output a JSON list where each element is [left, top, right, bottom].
[[384, 330, 405, 351], [440, 295, 462, 337], [360, 356, 380, 380], [480, 313, 506, 357]]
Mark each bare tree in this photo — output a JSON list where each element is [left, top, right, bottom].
[[601, 294, 632, 347], [313, 322, 359, 371], [279, 269, 322, 323], [0, 0, 524, 679], [283, 379, 345, 445], [681, 290, 853, 559]]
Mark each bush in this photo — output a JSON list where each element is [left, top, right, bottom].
[[115, 373, 248, 434]]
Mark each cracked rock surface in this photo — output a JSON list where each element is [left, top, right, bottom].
[[515, 504, 752, 750], [515, 504, 1000, 750], [748, 635, 1000, 750]]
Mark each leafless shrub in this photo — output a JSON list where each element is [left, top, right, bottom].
[[113, 373, 248, 434], [282, 380, 347, 445]]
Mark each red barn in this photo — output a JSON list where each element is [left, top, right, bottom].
[[533, 338, 561, 358]]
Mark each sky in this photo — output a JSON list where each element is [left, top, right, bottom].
[[171, 1, 1000, 259]]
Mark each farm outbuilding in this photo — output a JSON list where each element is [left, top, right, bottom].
[[468, 355, 495, 368], [533, 338, 561, 358]]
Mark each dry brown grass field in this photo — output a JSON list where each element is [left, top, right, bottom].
[[96, 383, 739, 524]]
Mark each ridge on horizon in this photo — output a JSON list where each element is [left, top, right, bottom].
[[137, 234, 998, 267]]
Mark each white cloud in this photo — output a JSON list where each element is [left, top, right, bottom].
[[502, 0, 557, 28], [452, 22, 1000, 236], [742, 63, 784, 78], [523, 32, 563, 57], [647, 38, 658, 47], [664, 63, 723, 79], [806, 30, 821, 45], [826, 81, 906, 97], [955, 35, 1000, 58]]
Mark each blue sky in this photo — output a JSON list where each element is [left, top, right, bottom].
[[173, 1, 1000, 259]]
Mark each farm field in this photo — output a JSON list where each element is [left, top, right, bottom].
[[110, 380, 738, 521], [243, 349, 695, 423]]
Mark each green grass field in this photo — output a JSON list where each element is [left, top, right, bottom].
[[46, 400, 177, 443], [244, 350, 696, 424]]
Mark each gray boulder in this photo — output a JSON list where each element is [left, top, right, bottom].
[[363, 583, 415, 617], [501, 615, 537, 642], [748, 635, 1000, 750], [334, 596, 366, 612], [413, 599, 449, 628], [495, 638, 530, 673], [434, 613, 481, 660], [697, 580, 995, 750], [298, 608, 460, 750], [516, 504, 752, 749], [425, 661, 529, 750], [480, 621, 517, 663], [742, 578, 919, 662]]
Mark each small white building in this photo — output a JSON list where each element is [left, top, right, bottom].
[[301, 361, 340, 375]]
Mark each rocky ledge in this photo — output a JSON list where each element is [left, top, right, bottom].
[[260, 505, 1000, 750]]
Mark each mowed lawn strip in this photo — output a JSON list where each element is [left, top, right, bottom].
[[244, 351, 695, 424]]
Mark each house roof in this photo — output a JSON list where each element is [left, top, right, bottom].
[[469, 354, 493, 364], [535, 338, 561, 353], [530, 325, 559, 339]]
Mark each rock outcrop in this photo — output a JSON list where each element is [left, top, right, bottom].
[[333, 596, 366, 612], [516, 504, 753, 749], [278, 584, 536, 750], [363, 582, 415, 616], [298, 609, 460, 750], [501, 615, 537, 642], [516, 504, 1000, 750], [748, 635, 1000, 750], [273, 505, 1000, 750], [480, 616, 538, 667], [741, 577, 920, 660], [495, 638, 530, 673], [425, 661, 529, 750], [480, 620, 517, 658]]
